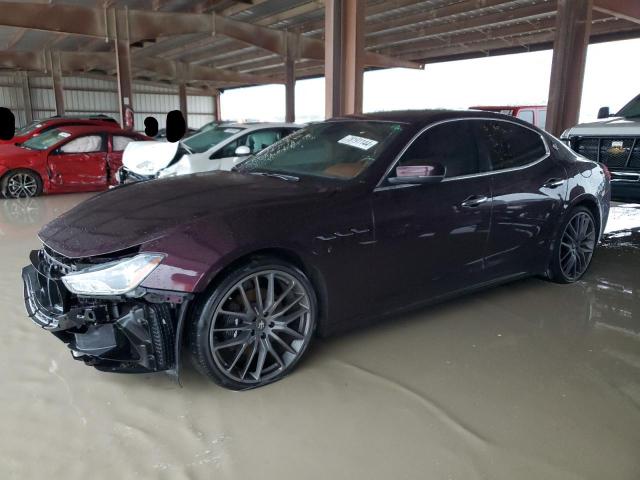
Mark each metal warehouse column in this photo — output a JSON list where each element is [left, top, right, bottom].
[[114, 9, 134, 129], [21, 72, 33, 124], [324, 0, 365, 118], [285, 56, 295, 123], [284, 33, 297, 123], [546, 0, 593, 137], [179, 83, 188, 128], [213, 91, 221, 122], [47, 51, 65, 116]]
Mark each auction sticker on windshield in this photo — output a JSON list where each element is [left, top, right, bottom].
[[338, 135, 378, 151], [224, 128, 242, 134]]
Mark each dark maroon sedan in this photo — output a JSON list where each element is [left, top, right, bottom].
[[22, 110, 610, 389]]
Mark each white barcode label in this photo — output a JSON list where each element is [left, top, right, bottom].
[[338, 135, 378, 151]]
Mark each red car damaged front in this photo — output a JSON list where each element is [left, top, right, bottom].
[[1, 125, 147, 198]]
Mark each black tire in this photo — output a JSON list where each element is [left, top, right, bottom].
[[1, 169, 43, 198], [548, 206, 597, 284], [188, 257, 318, 390]]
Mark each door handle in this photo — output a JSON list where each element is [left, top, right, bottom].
[[543, 178, 565, 189], [460, 195, 489, 208]]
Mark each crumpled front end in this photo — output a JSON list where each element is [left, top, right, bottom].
[[115, 166, 155, 185], [22, 247, 189, 373]]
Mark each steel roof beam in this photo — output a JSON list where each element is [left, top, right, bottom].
[[594, 0, 640, 24], [0, 2, 419, 69], [368, 1, 558, 49], [0, 50, 280, 85]]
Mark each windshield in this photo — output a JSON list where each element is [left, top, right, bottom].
[[617, 94, 640, 118], [22, 128, 71, 150], [15, 120, 44, 137], [237, 121, 406, 180], [183, 125, 245, 153]]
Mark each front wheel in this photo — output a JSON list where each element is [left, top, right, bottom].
[[1, 169, 43, 198], [188, 258, 317, 390], [548, 206, 597, 283]]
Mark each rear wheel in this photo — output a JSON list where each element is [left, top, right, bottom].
[[549, 206, 597, 283], [189, 258, 317, 390], [1, 169, 43, 198]]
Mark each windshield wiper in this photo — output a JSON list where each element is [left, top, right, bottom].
[[249, 172, 300, 182]]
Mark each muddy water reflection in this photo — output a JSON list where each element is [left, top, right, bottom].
[[1, 195, 639, 480]]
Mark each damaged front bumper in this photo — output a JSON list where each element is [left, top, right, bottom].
[[22, 248, 190, 374], [116, 166, 155, 185]]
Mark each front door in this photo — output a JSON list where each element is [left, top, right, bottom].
[[372, 120, 493, 306], [212, 129, 289, 171], [47, 134, 108, 191]]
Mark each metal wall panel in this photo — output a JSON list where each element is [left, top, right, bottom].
[[0, 74, 26, 127], [0, 74, 215, 129], [187, 95, 216, 128]]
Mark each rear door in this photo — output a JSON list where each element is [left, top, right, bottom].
[[372, 120, 493, 305], [474, 119, 567, 278], [47, 134, 108, 191]]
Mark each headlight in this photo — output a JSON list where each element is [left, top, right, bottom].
[[62, 253, 164, 296]]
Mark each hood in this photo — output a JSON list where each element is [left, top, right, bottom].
[[0, 144, 36, 165], [122, 140, 181, 175], [566, 117, 640, 137], [39, 171, 332, 258]]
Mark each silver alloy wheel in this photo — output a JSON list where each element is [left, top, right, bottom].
[[6, 172, 38, 198], [559, 211, 596, 281], [209, 269, 313, 384]]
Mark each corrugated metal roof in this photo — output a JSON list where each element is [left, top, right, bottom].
[[0, 0, 639, 88]]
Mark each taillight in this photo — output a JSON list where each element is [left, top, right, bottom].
[[600, 163, 611, 181]]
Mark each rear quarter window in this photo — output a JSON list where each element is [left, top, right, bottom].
[[477, 120, 547, 171]]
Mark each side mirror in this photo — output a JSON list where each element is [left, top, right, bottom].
[[234, 145, 251, 156], [388, 163, 446, 185], [597, 106, 610, 119]]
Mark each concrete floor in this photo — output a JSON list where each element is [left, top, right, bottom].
[[1, 194, 639, 480]]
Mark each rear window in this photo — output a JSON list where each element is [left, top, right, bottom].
[[516, 109, 534, 124], [15, 120, 43, 137]]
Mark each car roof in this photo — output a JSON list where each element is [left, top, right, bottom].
[[470, 105, 546, 110], [222, 122, 302, 130], [35, 117, 118, 125], [331, 109, 539, 129], [54, 125, 137, 135]]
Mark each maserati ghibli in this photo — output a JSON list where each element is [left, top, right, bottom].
[[22, 110, 610, 389]]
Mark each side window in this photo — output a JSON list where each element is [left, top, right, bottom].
[[516, 109, 534, 124], [477, 121, 547, 171], [396, 121, 483, 179], [112, 135, 136, 152], [244, 129, 282, 153], [212, 138, 240, 159], [537, 109, 547, 129], [60, 135, 104, 154]]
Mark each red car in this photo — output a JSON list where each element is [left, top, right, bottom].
[[0, 115, 119, 146], [0, 125, 148, 198], [470, 105, 547, 129]]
